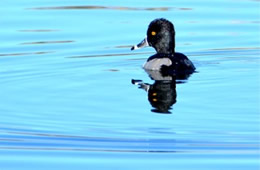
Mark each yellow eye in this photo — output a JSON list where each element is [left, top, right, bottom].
[[152, 98, 157, 102], [151, 31, 156, 36]]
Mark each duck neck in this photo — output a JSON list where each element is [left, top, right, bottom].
[[156, 48, 175, 54], [154, 37, 175, 54]]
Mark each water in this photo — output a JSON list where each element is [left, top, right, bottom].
[[0, 0, 260, 169]]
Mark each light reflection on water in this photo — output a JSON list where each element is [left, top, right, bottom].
[[0, 0, 259, 169]]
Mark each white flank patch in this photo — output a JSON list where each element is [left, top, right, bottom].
[[143, 58, 172, 70]]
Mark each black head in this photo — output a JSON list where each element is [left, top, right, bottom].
[[147, 18, 175, 54]]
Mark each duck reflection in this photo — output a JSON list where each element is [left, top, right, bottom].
[[132, 69, 192, 114]]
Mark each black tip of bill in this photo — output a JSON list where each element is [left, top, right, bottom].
[[131, 46, 136, 51]]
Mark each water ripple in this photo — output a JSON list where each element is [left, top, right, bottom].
[[0, 51, 55, 57], [18, 29, 60, 32], [20, 40, 75, 45], [0, 130, 258, 153], [67, 52, 151, 58], [28, 6, 192, 11]]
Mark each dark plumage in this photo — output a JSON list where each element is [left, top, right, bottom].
[[131, 18, 196, 76]]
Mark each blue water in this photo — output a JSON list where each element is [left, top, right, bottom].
[[0, 0, 260, 169]]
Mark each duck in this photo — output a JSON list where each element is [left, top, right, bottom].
[[131, 18, 196, 76]]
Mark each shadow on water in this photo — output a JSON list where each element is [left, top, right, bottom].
[[132, 69, 194, 114]]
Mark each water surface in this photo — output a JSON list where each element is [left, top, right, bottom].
[[0, 0, 260, 169]]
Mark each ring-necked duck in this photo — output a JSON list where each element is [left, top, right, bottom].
[[131, 18, 196, 75]]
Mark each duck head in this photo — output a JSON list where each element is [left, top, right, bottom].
[[131, 18, 175, 54]]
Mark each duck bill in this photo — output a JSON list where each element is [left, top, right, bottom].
[[131, 37, 149, 50]]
